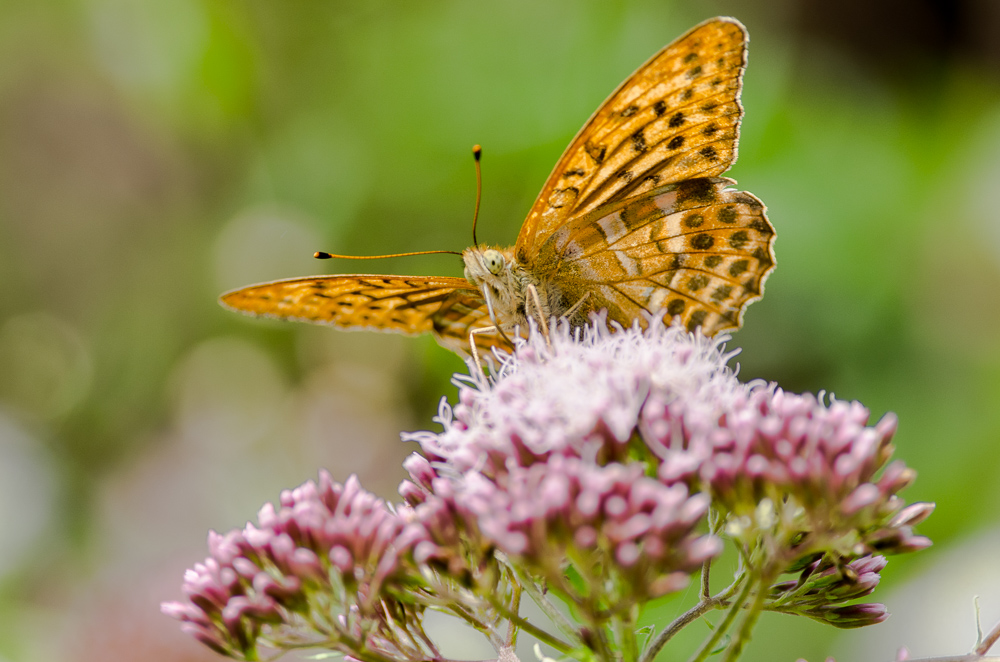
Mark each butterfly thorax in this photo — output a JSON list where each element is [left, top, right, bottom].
[[462, 245, 555, 331]]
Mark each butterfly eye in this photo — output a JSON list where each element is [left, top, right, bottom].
[[483, 249, 505, 275]]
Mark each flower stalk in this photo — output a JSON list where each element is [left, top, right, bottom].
[[639, 568, 742, 662]]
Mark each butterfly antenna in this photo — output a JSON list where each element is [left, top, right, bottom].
[[471, 144, 482, 246], [314, 249, 462, 260]]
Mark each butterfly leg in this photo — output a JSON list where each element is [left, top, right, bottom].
[[480, 287, 516, 349], [468, 325, 502, 374], [524, 283, 551, 348], [562, 291, 592, 322]]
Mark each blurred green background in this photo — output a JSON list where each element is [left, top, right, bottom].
[[0, 1, 998, 660]]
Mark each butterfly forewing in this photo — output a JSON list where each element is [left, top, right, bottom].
[[220, 275, 512, 356], [516, 18, 749, 258]]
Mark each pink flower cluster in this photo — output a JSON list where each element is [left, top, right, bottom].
[[162, 474, 439, 660], [406, 314, 749, 475], [645, 384, 933, 558], [466, 457, 720, 605], [401, 315, 931, 625], [166, 314, 934, 659], [402, 453, 720, 612], [770, 554, 890, 628]]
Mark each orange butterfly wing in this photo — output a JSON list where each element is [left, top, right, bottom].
[[535, 177, 773, 335], [220, 275, 513, 357], [514, 17, 773, 335], [516, 17, 749, 259]]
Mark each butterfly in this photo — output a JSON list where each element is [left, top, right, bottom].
[[221, 17, 775, 360]]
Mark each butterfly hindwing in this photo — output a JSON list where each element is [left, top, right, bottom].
[[516, 18, 748, 259], [538, 177, 775, 335], [431, 290, 516, 356]]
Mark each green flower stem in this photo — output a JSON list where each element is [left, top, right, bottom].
[[606, 604, 636, 662], [503, 558, 585, 648], [639, 597, 717, 662], [720, 573, 771, 662], [411, 618, 444, 658], [559, 549, 620, 662], [639, 573, 743, 662], [700, 559, 712, 600], [446, 601, 506, 650], [585, 607, 617, 662], [277, 637, 400, 662], [569, 596, 617, 662], [686, 575, 754, 662], [489, 599, 575, 655], [506, 583, 523, 648], [344, 645, 401, 662], [976, 618, 1000, 656], [616, 607, 639, 662], [590, 622, 618, 662]]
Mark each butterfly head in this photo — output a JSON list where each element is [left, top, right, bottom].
[[462, 246, 522, 323], [463, 246, 513, 284], [481, 249, 505, 275]]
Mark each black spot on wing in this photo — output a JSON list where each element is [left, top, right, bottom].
[[585, 141, 607, 164], [711, 285, 732, 302], [687, 275, 709, 291], [549, 186, 579, 209], [683, 213, 704, 229], [630, 129, 647, 153], [734, 193, 763, 209], [676, 178, 718, 204], [687, 309, 708, 331], [729, 259, 749, 277], [690, 233, 714, 250]]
